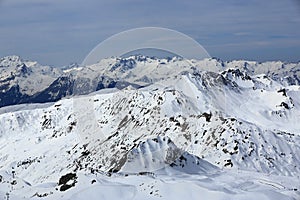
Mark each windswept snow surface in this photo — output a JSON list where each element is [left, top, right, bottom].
[[0, 56, 299, 199]]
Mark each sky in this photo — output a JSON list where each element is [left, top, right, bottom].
[[0, 0, 299, 67]]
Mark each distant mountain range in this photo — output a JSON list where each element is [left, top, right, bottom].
[[1, 55, 299, 108]]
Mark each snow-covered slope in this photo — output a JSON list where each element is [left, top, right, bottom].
[[0, 55, 299, 199]]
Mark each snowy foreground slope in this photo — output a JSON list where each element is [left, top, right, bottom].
[[0, 56, 300, 199]]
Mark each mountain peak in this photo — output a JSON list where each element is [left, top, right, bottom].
[[0, 55, 23, 68]]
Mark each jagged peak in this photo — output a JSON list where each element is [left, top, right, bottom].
[[0, 55, 23, 68]]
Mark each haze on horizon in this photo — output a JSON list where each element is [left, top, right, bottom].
[[0, 0, 299, 67]]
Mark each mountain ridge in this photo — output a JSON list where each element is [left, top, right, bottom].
[[0, 55, 299, 108], [0, 55, 299, 199]]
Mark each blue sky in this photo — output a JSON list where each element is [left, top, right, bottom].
[[0, 0, 299, 66]]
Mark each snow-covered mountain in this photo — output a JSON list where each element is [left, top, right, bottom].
[[0, 56, 62, 107], [0, 55, 299, 199], [1, 55, 299, 107]]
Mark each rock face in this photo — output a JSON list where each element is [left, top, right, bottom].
[[0, 55, 299, 199]]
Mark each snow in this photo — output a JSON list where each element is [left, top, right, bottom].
[[0, 55, 299, 199], [0, 56, 62, 96]]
